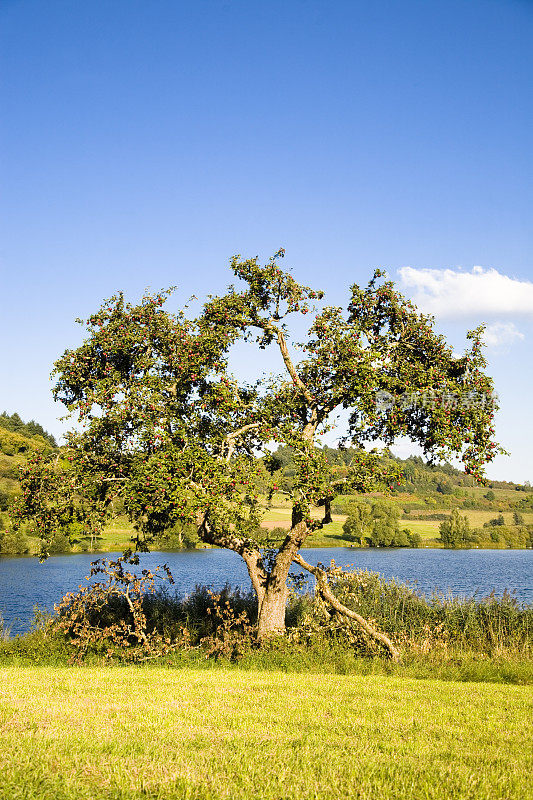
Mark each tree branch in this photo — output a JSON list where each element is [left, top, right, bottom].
[[224, 422, 261, 462], [292, 554, 400, 661], [197, 512, 268, 606], [263, 320, 315, 408]]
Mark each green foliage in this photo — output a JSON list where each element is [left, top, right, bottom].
[[439, 509, 471, 548], [368, 500, 401, 546], [152, 523, 200, 550], [343, 497, 418, 546], [341, 498, 372, 543], [0, 411, 57, 448], [290, 565, 532, 658], [4, 568, 529, 673], [0, 489, 11, 511], [407, 530, 422, 547], [469, 524, 533, 549], [11, 253, 504, 635], [272, 445, 524, 513], [0, 427, 53, 458], [0, 526, 30, 555]]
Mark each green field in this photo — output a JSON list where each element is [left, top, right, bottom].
[[0, 666, 530, 800], [11, 502, 533, 556], [260, 504, 533, 547], [72, 506, 533, 552]]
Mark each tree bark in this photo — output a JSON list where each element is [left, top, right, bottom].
[[256, 581, 289, 639], [256, 519, 309, 639], [293, 554, 400, 662]]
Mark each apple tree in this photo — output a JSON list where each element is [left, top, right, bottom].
[[11, 251, 502, 651]]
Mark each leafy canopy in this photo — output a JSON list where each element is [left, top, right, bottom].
[[11, 252, 502, 563]]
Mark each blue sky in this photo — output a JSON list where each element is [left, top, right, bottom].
[[1, 0, 532, 482]]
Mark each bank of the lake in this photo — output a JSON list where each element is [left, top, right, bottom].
[[1, 547, 531, 635]]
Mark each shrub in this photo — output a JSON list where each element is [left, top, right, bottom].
[[0, 526, 29, 555], [485, 514, 506, 527], [293, 566, 532, 658], [3, 562, 530, 668], [51, 556, 190, 662]]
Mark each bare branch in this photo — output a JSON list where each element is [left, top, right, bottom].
[[224, 422, 261, 462], [263, 320, 315, 408], [293, 554, 400, 661]]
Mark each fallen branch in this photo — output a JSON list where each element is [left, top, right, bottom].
[[292, 554, 400, 662]]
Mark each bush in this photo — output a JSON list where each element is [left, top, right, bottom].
[[0, 489, 11, 511], [296, 566, 532, 658], [2, 562, 531, 669], [485, 514, 506, 527], [0, 526, 29, 555], [48, 530, 73, 554]]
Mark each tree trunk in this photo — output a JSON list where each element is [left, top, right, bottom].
[[255, 520, 309, 639], [256, 581, 289, 639]]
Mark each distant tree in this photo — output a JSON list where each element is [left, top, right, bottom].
[[0, 411, 57, 447], [367, 500, 401, 547], [436, 480, 453, 495], [407, 530, 422, 548], [485, 490, 495, 501], [439, 509, 471, 548], [513, 511, 524, 525], [344, 498, 415, 548], [11, 253, 502, 645], [342, 499, 372, 544]]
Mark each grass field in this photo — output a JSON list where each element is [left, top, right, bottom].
[[18, 504, 533, 555], [0, 666, 531, 800], [260, 506, 443, 544], [260, 505, 533, 547]]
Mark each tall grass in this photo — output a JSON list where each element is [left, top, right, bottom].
[[0, 569, 530, 682], [318, 568, 532, 657], [0, 612, 11, 641]]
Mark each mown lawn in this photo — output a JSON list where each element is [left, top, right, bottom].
[[0, 666, 531, 800]]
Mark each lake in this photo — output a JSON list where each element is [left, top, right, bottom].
[[0, 547, 531, 635]]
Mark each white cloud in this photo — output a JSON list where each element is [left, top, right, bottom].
[[482, 322, 525, 349], [398, 266, 533, 319]]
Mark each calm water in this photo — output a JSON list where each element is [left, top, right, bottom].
[[0, 548, 531, 635]]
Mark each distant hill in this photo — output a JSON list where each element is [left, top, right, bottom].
[[0, 415, 57, 514], [0, 411, 57, 448], [271, 444, 529, 494]]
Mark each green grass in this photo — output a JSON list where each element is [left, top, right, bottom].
[[461, 509, 533, 526], [399, 518, 441, 541], [262, 507, 443, 546], [0, 666, 530, 800], [14, 503, 533, 556]]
